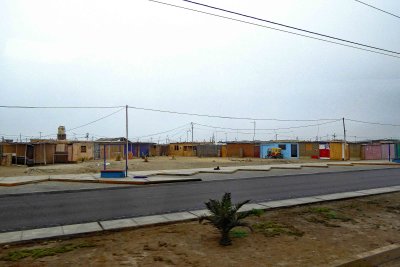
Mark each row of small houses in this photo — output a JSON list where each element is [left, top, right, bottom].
[[1, 138, 399, 166]]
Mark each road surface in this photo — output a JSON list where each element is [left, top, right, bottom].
[[0, 168, 399, 232]]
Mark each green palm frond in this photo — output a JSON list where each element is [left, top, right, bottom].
[[201, 193, 252, 246]]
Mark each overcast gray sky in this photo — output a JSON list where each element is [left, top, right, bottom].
[[1, 0, 399, 143]]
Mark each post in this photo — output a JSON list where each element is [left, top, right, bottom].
[[252, 121, 256, 142], [388, 143, 391, 162], [342, 117, 346, 161], [191, 122, 194, 143], [24, 143, 27, 165], [125, 105, 129, 177], [44, 143, 46, 165], [103, 144, 106, 170]]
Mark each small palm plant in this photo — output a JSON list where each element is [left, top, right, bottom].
[[200, 193, 252, 246]]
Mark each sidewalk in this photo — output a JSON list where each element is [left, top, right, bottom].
[[0, 185, 399, 245], [0, 160, 398, 187]]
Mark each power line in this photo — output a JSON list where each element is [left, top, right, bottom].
[[174, 0, 400, 55], [147, 0, 400, 59], [354, 0, 400, 19], [131, 123, 190, 139], [194, 120, 341, 131], [346, 118, 400, 127], [68, 108, 125, 132], [128, 105, 339, 122], [0, 105, 124, 109]]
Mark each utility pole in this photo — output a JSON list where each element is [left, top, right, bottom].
[[225, 132, 227, 143], [251, 121, 256, 142], [125, 105, 129, 177], [191, 122, 194, 143], [342, 117, 347, 161]]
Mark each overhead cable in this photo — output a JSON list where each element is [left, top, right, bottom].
[[128, 105, 339, 122], [67, 108, 125, 132], [147, 1, 400, 59], [0, 105, 124, 109], [354, 0, 400, 19], [178, 0, 400, 55], [194, 119, 341, 131], [346, 118, 400, 127]]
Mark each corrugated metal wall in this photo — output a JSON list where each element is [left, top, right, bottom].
[[197, 144, 219, 157], [329, 143, 349, 160], [227, 143, 257, 158], [349, 143, 361, 160], [381, 144, 395, 160], [299, 142, 319, 159], [362, 144, 381, 160]]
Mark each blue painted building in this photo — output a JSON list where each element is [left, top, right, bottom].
[[260, 142, 299, 159]]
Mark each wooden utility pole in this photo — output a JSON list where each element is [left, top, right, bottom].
[[342, 117, 347, 161], [125, 105, 129, 177]]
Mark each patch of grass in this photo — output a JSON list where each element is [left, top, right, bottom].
[[249, 209, 265, 217], [306, 216, 340, 228], [309, 206, 352, 222], [1, 243, 96, 261], [253, 221, 304, 237], [230, 229, 248, 238]]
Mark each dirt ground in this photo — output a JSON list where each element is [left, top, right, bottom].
[[1, 192, 400, 267], [0, 157, 319, 177]]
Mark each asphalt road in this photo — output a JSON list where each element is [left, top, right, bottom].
[[1, 168, 400, 232]]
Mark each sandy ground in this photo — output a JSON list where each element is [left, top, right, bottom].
[[0, 157, 320, 177], [1, 192, 399, 266]]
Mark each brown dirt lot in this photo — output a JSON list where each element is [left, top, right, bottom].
[[0, 157, 319, 177], [1, 192, 400, 266]]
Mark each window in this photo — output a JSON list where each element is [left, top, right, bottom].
[[183, 146, 188, 151], [174, 145, 179, 151], [278, 144, 286, 150], [81, 146, 87, 153]]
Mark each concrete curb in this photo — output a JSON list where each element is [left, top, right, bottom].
[[0, 185, 399, 246], [334, 243, 400, 266], [1, 161, 398, 187]]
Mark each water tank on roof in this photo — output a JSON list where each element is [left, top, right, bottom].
[[57, 126, 66, 140]]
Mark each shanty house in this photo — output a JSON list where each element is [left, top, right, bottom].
[[226, 142, 260, 158], [260, 141, 299, 159], [168, 142, 199, 157]]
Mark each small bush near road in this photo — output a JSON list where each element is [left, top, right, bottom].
[[199, 192, 252, 246]]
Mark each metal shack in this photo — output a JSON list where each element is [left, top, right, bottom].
[[260, 141, 299, 159], [298, 141, 319, 159], [226, 142, 260, 158]]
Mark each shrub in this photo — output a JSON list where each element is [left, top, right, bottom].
[[199, 193, 252, 246]]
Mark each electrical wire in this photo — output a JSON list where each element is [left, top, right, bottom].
[[146, 0, 400, 59], [0, 105, 124, 109], [354, 0, 400, 19], [67, 107, 125, 132], [130, 123, 190, 139], [128, 105, 339, 121], [194, 119, 340, 131], [346, 118, 400, 127], [179, 0, 400, 55]]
